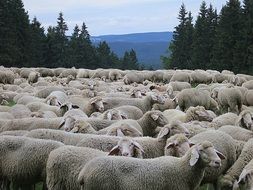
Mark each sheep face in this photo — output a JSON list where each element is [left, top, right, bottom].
[[165, 134, 192, 157], [107, 124, 142, 137], [190, 106, 214, 122], [90, 97, 104, 112], [241, 112, 253, 131], [190, 141, 225, 168], [235, 169, 253, 190], [151, 94, 166, 104], [150, 111, 168, 127], [104, 110, 125, 120], [131, 89, 144, 98], [108, 137, 144, 157], [70, 120, 95, 134]]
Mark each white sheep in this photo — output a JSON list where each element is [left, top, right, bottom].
[[0, 135, 63, 189], [242, 80, 253, 90], [78, 141, 225, 190], [244, 89, 253, 106], [28, 71, 40, 84], [170, 71, 192, 83], [218, 125, 253, 141], [46, 138, 144, 190]]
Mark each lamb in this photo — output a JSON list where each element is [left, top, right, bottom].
[[218, 125, 253, 141], [218, 138, 253, 189], [176, 88, 219, 113], [103, 94, 165, 113], [216, 87, 243, 113], [78, 141, 225, 190], [234, 158, 253, 190], [28, 71, 40, 84], [163, 106, 215, 124], [101, 110, 168, 137], [244, 89, 253, 106], [242, 80, 253, 90], [46, 137, 144, 190], [0, 135, 63, 189]]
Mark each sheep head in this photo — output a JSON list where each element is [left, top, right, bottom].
[[90, 97, 104, 112], [106, 124, 143, 137]]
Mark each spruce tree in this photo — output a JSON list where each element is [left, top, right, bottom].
[[211, 0, 242, 73], [122, 49, 139, 70]]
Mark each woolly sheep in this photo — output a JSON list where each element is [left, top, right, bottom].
[[78, 141, 225, 190], [176, 88, 219, 113], [244, 89, 253, 106], [59, 68, 77, 78], [46, 138, 144, 190], [218, 138, 253, 189], [234, 158, 253, 190], [0, 130, 28, 136], [190, 70, 212, 84], [166, 81, 191, 98], [35, 86, 65, 98], [242, 80, 253, 90], [0, 135, 63, 189], [235, 109, 253, 130], [102, 110, 168, 137], [152, 97, 177, 111], [16, 95, 44, 105], [30, 110, 58, 119], [218, 125, 253, 141], [108, 69, 122, 81], [76, 69, 90, 78], [123, 72, 145, 84], [216, 87, 243, 113], [28, 71, 40, 84], [9, 104, 32, 119], [170, 71, 192, 83], [211, 112, 239, 128], [46, 90, 69, 106], [0, 112, 14, 120], [103, 94, 165, 113]]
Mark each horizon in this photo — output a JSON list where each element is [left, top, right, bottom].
[[23, 0, 229, 36]]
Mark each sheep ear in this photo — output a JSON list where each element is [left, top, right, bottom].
[[150, 94, 158, 101], [215, 149, 226, 160], [108, 145, 120, 156], [70, 126, 79, 133], [90, 98, 98, 105], [151, 113, 159, 121], [116, 128, 125, 137], [133, 141, 145, 153], [157, 127, 170, 140], [166, 142, 175, 149], [190, 147, 199, 166], [58, 119, 65, 129], [189, 142, 195, 147], [120, 113, 128, 119], [72, 105, 80, 109]]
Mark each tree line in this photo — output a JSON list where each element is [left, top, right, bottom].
[[163, 0, 253, 74], [0, 0, 141, 70]]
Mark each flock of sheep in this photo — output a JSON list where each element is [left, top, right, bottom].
[[0, 67, 253, 190]]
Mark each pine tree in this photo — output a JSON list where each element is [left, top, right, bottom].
[[241, 0, 253, 74], [164, 4, 194, 69], [211, 0, 242, 73], [122, 49, 139, 70], [28, 17, 47, 67]]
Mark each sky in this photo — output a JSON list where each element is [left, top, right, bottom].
[[22, 0, 229, 36]]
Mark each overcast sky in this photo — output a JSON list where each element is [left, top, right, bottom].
[[23, 0, 229, 36]]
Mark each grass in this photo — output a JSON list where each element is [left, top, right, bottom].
[[4, 100, 16, 107]]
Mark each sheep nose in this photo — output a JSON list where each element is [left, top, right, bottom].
[[122, 152, 129, 156], [214, 160, 221, 168]]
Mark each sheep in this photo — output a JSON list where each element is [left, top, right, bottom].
[[190, 70, 212, 84], [123, 71, 145, 84], [76, 121, 190, 158], [46, 137, 144, 190], [216, 87, 243, 113], [16, 95, 44, 105], [0, 135, 63, 189], [59, 68, 77, 78], [0, 130, 28, 136], [244, 89, 253, 106], [108, 69, 122, 81], [30, 110, 58, 119], [212, 73, 227, 83], [170, 71, 192, 83], [218, 138, 253, 190], [218, 125, 253, 141], [76, 69, 89, 78], [9, 104, 32, 119], [235, 109, 253, 130], [46, 90, 69, 106], [26, 102, 69, 116], [35, 86, 65, 98], [234, 158, 253, 190], [166, 81, 191, 98], [63, 108, 88, 119], [0, 117, 62, 132], [0, 105, 11, 112], [28, 71, 40, 84], [152, 97, 177, 111], [0, 112, 14, 119], [103, 94, 165, 113], [78, 141, 225, 190], [163, 106, 215, 124], [102, 110, 168, 137], [176, 88, 219, 113], [36, 68, 55, 77], [211, 112, 239, 128], [242, 80, 253, 90], [99, 105, 143, 120]]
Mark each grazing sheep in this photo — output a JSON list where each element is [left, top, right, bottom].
[[176, 88, 219, 113], [103, 94, 165, 113], [0, 135, 63, 189], [30, 110, 58, 119], [170, 71, 192, 83], [211, 112, 239, 128], [46, 91, 69, 106], [108, 69, 122, 81], [9, 104, 32, 119], [218, 125, 253, 141], [190, 70, 212, 84], [16, 95, 44, 105], [123, 72, 144, 84], [78, 141, 225, 190], [46, 138, 144, 190], [235, 109, 253, 131], [218, 138, 253, 190], [166, 81, 191, 98], [35, 86, 65, 98], [217, 87, 243, 113], [152, 97, 177, 111]]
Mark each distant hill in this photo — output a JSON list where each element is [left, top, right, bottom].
[[91, 32, 173, 69]]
